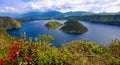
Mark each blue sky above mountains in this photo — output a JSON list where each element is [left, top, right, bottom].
[[0, 0, 120, 13]]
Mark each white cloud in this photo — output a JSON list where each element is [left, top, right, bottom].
[[26, 0, 120, 13], [0, 0, 120, 13], [4, 7, 16, 11], [0, 7, 17, 12]]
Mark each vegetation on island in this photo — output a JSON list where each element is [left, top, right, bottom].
[[0, 17, 120, 65], [60, 18, 88, 34], [45, 20, 62, 30]]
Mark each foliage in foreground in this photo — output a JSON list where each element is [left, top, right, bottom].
[[0, 34, 120, 65]]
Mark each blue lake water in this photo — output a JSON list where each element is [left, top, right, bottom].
[[7, 20, 120, 47]]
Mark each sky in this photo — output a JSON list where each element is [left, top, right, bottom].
[[0, 0, 120, 13]]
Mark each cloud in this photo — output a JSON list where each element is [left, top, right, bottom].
[[0, 0, 120, 13], [0, 7, 17, 12], [26, 0, 120, 13]]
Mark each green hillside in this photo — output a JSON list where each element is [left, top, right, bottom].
[[0, 17, 21, 29], [0, 17, 22, 46], [59, 14, 120, 26]]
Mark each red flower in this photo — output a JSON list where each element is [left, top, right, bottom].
[[16, 37, 19, 41], [9, 57, 15, 62], [15, 51, 19, 56], [27, 56, 32, 63], [11, 41, 15, 48], [16, 51, 19, 55], [0, 59, 7, 65], [9, 41, 21, 57], [2, 59, 6, 63]]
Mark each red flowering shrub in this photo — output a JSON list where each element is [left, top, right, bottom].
[[0, 58, 6, 65], [9, 57, 15, 62], [9, 41, 20, 56]]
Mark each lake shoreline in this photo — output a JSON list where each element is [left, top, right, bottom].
[[17, 18, 120, 27]]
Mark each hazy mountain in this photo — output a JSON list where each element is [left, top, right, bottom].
[[0, 13, 20, 18], [17, 11, 95, 18], [95, 12, 120, 15], [40, 11, 63, 18], [63, 11, 94, 16], [15, 11, 63, 18], [0, 11, 120, 19], [16, 11, 43, 18]]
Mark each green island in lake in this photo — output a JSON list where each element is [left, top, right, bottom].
[[60, 18, 88, 34], [45, 20, 63, 30]]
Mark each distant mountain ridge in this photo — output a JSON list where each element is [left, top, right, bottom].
[[18, 11, 96, 19], [0, 11, 95, 18], [0, 11, 120, 19], [63, 11, 94, 16], [0, 13, 20, 18]]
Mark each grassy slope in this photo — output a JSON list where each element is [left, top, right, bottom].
[[0, 17, 21, 29], [0, 17, 22, 47]]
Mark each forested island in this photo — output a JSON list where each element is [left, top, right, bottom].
[[60, 18, 88, 33], [45, 18, 88, 34], [45, 20, 62, 30]]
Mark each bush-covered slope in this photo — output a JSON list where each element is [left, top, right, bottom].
[[0, 17, 22, 46], [0, 35, 120, 65]]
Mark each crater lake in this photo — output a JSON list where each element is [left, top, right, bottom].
[[7, 20, 120, 47]]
